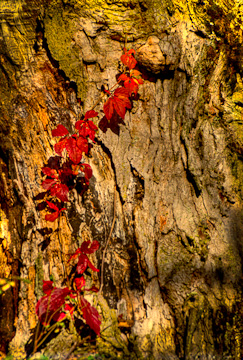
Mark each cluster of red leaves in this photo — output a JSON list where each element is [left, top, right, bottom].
[[53, 110, 98, 164], [99, 48, 143, 133], [35, 47, 142, 341], [40, 110, 97, 221], [36, 240, 101, 335], [39, 49, 142, 219]]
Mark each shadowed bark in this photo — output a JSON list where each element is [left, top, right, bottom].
[[0, 0, 243, 359]]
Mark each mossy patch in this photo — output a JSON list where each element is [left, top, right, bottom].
[[44, 3, 87, 100], [95, 294, 130, 359]]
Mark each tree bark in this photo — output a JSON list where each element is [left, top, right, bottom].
[[0, 0, 243, 359]]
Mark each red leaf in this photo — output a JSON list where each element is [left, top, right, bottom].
[[88, 120, 98, 131], [121, 48, 137, 70], [56, 312, 66, 322], [68, 248, 82, 262], [43, 280, 54, 295], [76, 136, 89, 154], [104, 88, 131, 120], [76, 254, 89, 274], [36, 287, 71, 325], [118, 74, 129, 82], [107, 87, 131, 119], [114, 87, 131, 106], [50, 183, 69, 202], [81, 240, 99, 254], [103, 98, 114, 120], [45, 211, 59, 222], [87, 258, 99, 273], [65, 137, 82, 164], [46, 200, 59, 211], [84, 110, 98, 120], [123, 78, 139, 96], [76, 121, 97, 142], [52, 125, 69, 137], [80, 296, 101, 335], [54, 138, 67, 156], [56, 303, 75, 321], [42, 167, 58, 178], [42, 179, 56, 190], [81, 163, 92, 181], [113, 97, 127, 119], [75, 120, 83, 132], [74, 276, 86, 291]]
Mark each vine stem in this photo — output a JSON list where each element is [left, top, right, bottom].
[[99, 186, 117, 294], [91, 81, 121, 111]]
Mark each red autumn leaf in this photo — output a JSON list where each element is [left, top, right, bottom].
[[81, 240, 100, 255], [43, 280, 54, 295], [65, 137, 83, 164], [118, 74, 128, 82], [80, 163, 92, 183], [36, 287, 71, 325], [68, 248, 82, 262], [45, 211, 60, 222], [80, 296, 101, 335], [113, 98, 128, 119], [76, 253, 89, 274], [50, 183, 69, 202], [58, 168, 75, 186], [76, 253, 99, 274], [121, 48, 137, 70], [124, 78, 140, 95], [45, 201, 66, 222], [56, 303, 75, 322], [103, 98, 114, 120], [42, 179, 56, 191], [114, 87, 131, 106], [99, 113, 124, 134], [119, 74, 143, 95], [54, 138, 67, 156], [103, 87, 131, 120], [76, 136, 89, 154], [42, 167, 58, 178], [74, 276, 86, 291], [75, 121, 97, 142], [87, 259, 99, 273], [84, 110, 98, 120], [52, 125, 69, 137], [46, 200, 59, 211]]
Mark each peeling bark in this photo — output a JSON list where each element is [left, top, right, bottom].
[[0, 0, 243, 359]]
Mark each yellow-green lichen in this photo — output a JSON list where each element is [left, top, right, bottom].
[[0, 0, 38, 66], [224, 74, 243, 144], [227, 151, 243, 199], [44, 3, 87, 100], [95, 294, 131, 358], [171, 0, 243, 44]]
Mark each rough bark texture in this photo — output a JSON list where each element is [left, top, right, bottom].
[[0, 0, 243, 359]]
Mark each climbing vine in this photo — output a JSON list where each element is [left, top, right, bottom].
[[34, 47, 143, 352]]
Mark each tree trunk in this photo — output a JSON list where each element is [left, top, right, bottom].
[[0, 0, 243, 359]]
